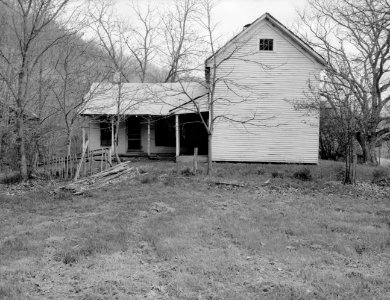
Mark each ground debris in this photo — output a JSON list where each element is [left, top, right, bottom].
[[209, 180, 247, 188], [1, 179, 56, 196], [59, 162, 140, 195]]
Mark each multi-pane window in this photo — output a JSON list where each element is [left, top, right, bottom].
[[259, 39, 274, 51]]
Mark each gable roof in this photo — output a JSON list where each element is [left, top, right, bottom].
[[206, 12, 327, 67], [81, 82, 208, 116]]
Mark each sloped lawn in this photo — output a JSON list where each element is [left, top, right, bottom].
[[0, 161, 389, 299]]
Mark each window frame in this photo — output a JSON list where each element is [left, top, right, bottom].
[[259, 38, 274, 52]]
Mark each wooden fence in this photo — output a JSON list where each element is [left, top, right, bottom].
[[39, 148, 112, 180]]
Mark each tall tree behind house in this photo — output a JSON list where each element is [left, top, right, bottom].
[[298, 0, 390, 165], [0, 0, 83, 179]]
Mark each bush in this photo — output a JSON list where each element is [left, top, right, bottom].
[[257, 169, 266, 175], [293, 168, 313, 181], [271, 171, 284, 179], [140, 174, 158, 184], [0, 173, 22, 184], [335, 166, 345, 182], [54, 190, 73, 201], [372, 168, 389, 185], [181, 167, 195, 177], [162, 175, 175, 186]]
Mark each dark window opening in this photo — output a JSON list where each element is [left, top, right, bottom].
[[205, 67, 211, 84], [180, 112, 209, 155], [127, 117, 141, 150], [100, 118, 112, 147], [259, 39, 274, 51], [155, 116, 176, 147]]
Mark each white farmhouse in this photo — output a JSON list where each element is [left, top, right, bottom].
[[81, 13, 326, 163]]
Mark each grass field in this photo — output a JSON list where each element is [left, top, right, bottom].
[[0, 160, 389, 299]]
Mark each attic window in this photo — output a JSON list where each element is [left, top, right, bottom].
[[259, 39, 274, 51]]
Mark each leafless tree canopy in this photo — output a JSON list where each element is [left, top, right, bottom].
[[299, 0, 390, 164]]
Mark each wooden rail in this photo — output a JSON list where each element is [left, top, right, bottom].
[[39, 148, 112, 181]]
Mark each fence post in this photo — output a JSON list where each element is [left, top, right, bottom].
[[193, 147, 198, 173], [108, 148, 112, 166], [352, 153, 357, 184], [100, 149, 104, 172], [65, 156, 68, 180], [74, 140, 89, 181], [89, 151, 92, 175]]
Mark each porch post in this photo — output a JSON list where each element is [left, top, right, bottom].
[[111, 117, 114, 151], [147, 117, 151, 156], [175, 114, 180, 157]]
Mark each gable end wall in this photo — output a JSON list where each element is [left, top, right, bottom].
[[211, 21, 322, 163]]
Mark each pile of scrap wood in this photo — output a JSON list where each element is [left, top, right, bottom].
[[60, 162, 141, 194]]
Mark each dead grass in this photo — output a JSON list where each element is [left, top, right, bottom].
[[0, 160, 389, 299]]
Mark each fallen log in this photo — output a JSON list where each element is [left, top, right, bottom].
[[59, 162, 140, 194], [210, 180, 246, 188]]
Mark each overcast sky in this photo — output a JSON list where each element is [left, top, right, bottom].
[[209, 0, 307, 33], [116, 0, 308, 41]]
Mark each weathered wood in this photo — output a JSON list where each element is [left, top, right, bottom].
[[108, 148, 112, 165], [175, 114, 180, 157], [61, 165, 139, 195], [193, 147, 198, 173], [147, 117, 151, 156], [65, 156, 68, 180], [212, 180, 246, 187], [89, 151, 92, 176], [100, 149, 104, 172], [352, 153, 357, 184], [74, 140, 89, 181]]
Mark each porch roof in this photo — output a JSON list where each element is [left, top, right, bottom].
[[81, 82, 209, 116]]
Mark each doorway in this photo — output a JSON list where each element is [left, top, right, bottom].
[[127, 117, 141, 150]]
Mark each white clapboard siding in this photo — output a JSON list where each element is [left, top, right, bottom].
[[209, 20, 323, 163]]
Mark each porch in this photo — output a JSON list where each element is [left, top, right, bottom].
[[85, 112, 209, 161]]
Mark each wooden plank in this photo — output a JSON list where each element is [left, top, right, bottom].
[[147, 117, 151, 156], [100, 149, 104, 172], [193, 147, 198, 173], [74, 140, 89, 181], [175, 114, 180, 157]]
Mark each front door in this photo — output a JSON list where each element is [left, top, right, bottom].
[[127, 117, 141, 150]]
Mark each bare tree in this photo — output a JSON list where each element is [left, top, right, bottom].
[[86, 0, 133, 162], [50, 36, 108, 156], [298, 0, 390, 164], [0, 0, 79, 179], [123, 0, 159, 83], [160, 0, 202, 82], [171, 0, 272, 174]]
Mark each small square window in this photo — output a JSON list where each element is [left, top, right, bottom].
[[259, 39, 273, 51]]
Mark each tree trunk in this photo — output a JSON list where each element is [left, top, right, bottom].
[[362, 140, 377, 165], [16, 115, 28, 179], [17, 68, 28, 180], [356, 133, 377, 165], [344, 137, 356, 184], [66, 131, 72, 157], [114, 119, 121, 163], [207, 133, 212, 175]]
